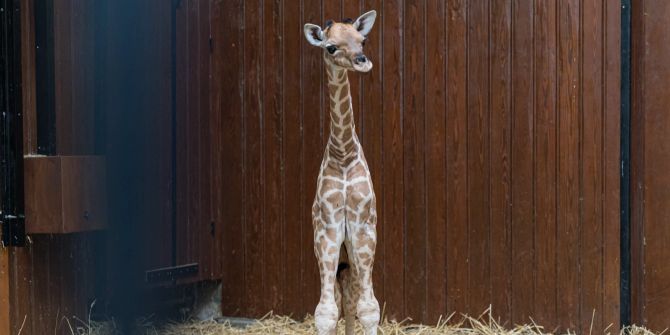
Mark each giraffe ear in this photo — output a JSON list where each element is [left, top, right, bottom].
[[353, 10, 377, 37], [304, 24, 325, 46]]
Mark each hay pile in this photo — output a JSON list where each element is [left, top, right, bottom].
[[161, 313, 536, 335], [156, 312, 662, 335], [65, 311, 663, 335]]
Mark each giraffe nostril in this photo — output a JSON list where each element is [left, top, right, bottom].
[[354, 55, 367, 64]]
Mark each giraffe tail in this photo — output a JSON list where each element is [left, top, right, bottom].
[[335, 246, 350, 317]]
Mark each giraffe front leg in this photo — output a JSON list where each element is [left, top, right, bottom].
[[313, 223, 344, 335], [348, 223, 380, 335]]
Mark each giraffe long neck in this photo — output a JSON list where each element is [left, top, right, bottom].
[[326, 62, 357, 165]]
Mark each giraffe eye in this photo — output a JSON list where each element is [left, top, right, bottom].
[[326, 45, 337, 54], [362, 39, 367, 46]]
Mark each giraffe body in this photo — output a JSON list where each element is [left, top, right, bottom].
[[304, 10, 380, 335]]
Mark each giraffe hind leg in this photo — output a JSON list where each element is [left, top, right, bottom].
[[338, 261, 358, 335], [348, 223, 380, 335]]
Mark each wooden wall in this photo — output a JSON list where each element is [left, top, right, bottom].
[[631, 0, 670, 331], [5, 0, 106, 334], [175, 0, 622, 331], [8, 234, 105, 335], [18, 0, 670, 332], [173, 0, 221, 281]]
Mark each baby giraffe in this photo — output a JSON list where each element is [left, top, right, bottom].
[[303, 10, 380, 335]]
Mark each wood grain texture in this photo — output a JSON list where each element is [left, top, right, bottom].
[[466, 0, 490, 316], [402, 0, 426, 321], [445, 0, 469, 319], [0, 249, 9, 335], [263, 0, 284, 314], [300, 0, 323, 318], [511, 0, 535, 324], [24, 156, 107, 234], [580, 0, 604, 332], [603, 0, 620, 328], [630, 0, 646, 324], [197, 0, 212, 281], [21, 0, 38, 154], [380, 0, 404, 320], [9, 246, 33, 335], [7, 234, 103, 335], [362, 0, 385, 309], [556, 0, 581, 330], [243, 0, 265, 316], [193, 0, 622, 327], [489, 0, 513, 322], [11, 0, 626, 330], [281, 0, 304, 317], [424, 0, 447, 324], [533, 0, 557, 326], [213, 0, 246, 316], [631, 0, 670, 330]]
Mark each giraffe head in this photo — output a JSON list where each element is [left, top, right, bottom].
[[304, 10, 377, 73]]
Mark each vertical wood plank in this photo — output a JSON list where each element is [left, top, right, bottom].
[[403, 0, 426, 321], [637, 0, 670, 328], [301, 0, 323, 316], [187, 0, 202, 271], [9, 247, 33, 335], [263, 0, 284, 314], [21, 0, 38, 154], [445, 0, 468, 319], [0, 248, 9, 335], [197, 0, 213, 279], [602, 0, 621, 328], [209, 0, 223, 280], [281, 0, 304, 317], [424, 0, 447, 323], [53, 0, 73, 154], [489, 0, 513, 322], [243, 0, 265, 317], [361, 0, 384, 309], [533, 0, 557, 325], [70, 0, 95, 154], [466, 0, 491, 316], [174, 0, 188, 275], [580, 0, 604, 331], [142, 0, 174, 273], [30, 237, 49, 334], [214, 0, 245, 316], [556, 0, 581, 330], [59, 236, 77, 330], [511, 0, 534, 324], [381, 0, 405, 320], [630, 0, 645, 325]]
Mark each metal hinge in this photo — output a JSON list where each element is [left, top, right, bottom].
[[145, 263, 199, 283]]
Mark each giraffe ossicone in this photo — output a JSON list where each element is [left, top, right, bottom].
[[303, 9, 380, 335]]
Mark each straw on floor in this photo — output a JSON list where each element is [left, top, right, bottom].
[[68, 308, 664, 335], [156, 309, 661, 335]]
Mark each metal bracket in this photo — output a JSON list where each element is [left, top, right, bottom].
[[1, 0, 26, 247], [1, 213, 25, 246], [145, 263, 199, 283]]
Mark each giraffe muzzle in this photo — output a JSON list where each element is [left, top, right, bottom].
[[352, 55, 373, 72]]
